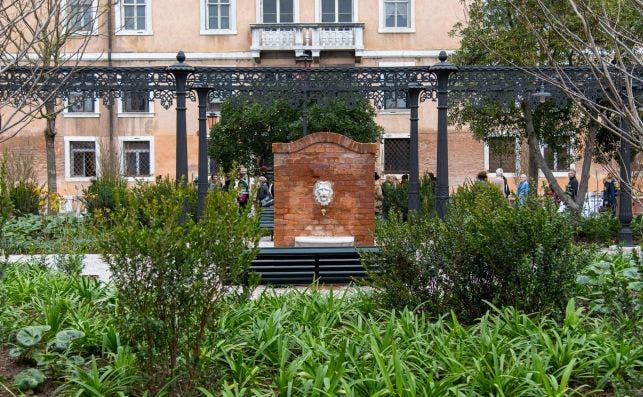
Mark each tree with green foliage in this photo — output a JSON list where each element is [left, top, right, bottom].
[[449, 0, 638, 211], [208, 98, 382, 173]]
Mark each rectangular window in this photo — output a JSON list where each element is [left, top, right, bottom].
[[384, 90, 408, 110], [321, 0, 352, 22], [384, 137, 410, 174], [123, 141, 151, 177], [122, 0, 147, 31], [70, 141, 97, 178], [543, 141, 571, 172], [384, 0, 409, 28], [263, 0, 293, 23], [68, 0, 95, 33], [207, 0, 230, 30], [487, 137, 517, 173], [67, 92, 95, 113], [122, 91, 150, 113]]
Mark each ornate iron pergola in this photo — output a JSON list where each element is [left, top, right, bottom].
[[1, 51, 639, 245]]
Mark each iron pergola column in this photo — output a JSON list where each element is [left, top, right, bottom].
[[430, 51, 458, 219], [618, 119, 633, 246], [407, 83, 422, 213], [195, 87, 210, 219], [166, 51, 194, 184]]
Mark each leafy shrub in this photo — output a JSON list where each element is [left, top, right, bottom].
[[9, 180, 42, 216], [381, 174, 435, 219], [82, 175, 128, 218], [631, 214, 643, 242], [96, 178, 262, 389], [364, 182, 585, 323], [1, 214, 96, 254], [13, 368, 45, 391], [572, 211, 620, 244], [577, 250, 642, 337]]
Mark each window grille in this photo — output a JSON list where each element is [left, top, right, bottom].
[[543, 140, 572, 172], [384, 138, 410, 174], [487, 137, 517, 173], [70, 141, 96, 177]]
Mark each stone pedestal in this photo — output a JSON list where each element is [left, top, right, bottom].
[[272, 132, 377, 247]]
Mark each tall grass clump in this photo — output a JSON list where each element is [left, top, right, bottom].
[[96, 178, 262, 393], [364, 182, 587, 323]]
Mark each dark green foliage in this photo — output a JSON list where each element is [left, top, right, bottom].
[[9, 180, 41, 216], [364, 182, 584, 323], [13, 368, 45, 391], [577, 250, 642, 338], [81, 175, 128, 218], [571, 211, 620, 244], [381, 174, 435, 219], [1, 214, 96, 254], [209, 98, 382, 172], [96, 178, 262, 389], [631, 214, 643, 242]]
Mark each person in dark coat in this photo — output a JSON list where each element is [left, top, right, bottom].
[[565, 169, 579, 200], [602, 173, 618, 212]]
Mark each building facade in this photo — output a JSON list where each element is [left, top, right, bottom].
[[1, 0, 610, 206]]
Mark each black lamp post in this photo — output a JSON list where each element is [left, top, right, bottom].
[[166, 51, 194, 185]]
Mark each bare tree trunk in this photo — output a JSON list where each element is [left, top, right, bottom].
[[528, 142, 538, 191], [576, 122, 597, 208], [522, 100, 581, 211], [44, 99, 57, 213]]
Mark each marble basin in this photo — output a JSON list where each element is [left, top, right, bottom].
[[294, 236, 355, 247]]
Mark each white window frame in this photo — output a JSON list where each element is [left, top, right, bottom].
[[540, 136, 576, 177], [62, 0, 99, 35], [201, 0, 236, 35], [256, 0, 300, 23], [117, 91, 155, 117], [63, 93, 100, 117], [115, 0, 153, 35], [64, 136, 100, 181], [379, 0, 415, 33], [483, 136, 520, 177], [119, 136, 155, 181], [315, 0, 358, 23], [378, 61, 414, 114]]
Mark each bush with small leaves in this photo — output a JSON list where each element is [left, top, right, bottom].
[[364, 182, 586, 323], [96, 178, 262, 390]]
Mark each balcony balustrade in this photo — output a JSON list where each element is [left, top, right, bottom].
[[250, 23, 365, 61]]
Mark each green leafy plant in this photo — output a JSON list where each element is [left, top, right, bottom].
[[364, 182, 585, 323], [96, 178, 262, 389], [81, 175, 128, 219], [12, 368, 45, 391], [9, 180, 42, 216], [572, 211, 620, 244], [576, 250, 642, 337], [381, 173, 435, 219]]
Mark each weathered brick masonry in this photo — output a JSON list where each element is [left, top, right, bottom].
[[272, 132, 377, 247]]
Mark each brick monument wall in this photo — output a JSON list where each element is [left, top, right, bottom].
[[272, 132, 377, 247]]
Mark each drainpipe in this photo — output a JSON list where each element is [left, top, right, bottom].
[[107, 0, 115, 171]]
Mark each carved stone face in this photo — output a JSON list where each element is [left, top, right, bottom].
[[313, 181, 334, 207]]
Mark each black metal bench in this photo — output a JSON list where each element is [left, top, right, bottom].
[[248, 246, 378, 285], [259, 207, 274, 240]]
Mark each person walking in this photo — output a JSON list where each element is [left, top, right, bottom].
[[492, 168, 508, 197], [475, 171, 488, 184], [602, 172, 618, 212], [565, 169, 578, 201], [517, 174, 529, 205], [255, 176, 272, 207], [235, 169, 250, 208]]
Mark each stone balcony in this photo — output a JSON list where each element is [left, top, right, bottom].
[[250, 23, 365, 61]]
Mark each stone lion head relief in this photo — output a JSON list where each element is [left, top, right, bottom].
[[313, 180, 334, 208]]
